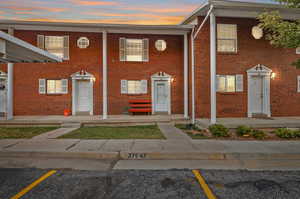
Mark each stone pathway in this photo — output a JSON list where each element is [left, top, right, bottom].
[[158, 123, 191, 141], [31, 127, 79, 140]]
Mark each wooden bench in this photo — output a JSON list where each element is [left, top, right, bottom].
[[128, 99, 152, 115]]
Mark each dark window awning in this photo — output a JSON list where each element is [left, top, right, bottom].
[[0, 31, 62, 63]]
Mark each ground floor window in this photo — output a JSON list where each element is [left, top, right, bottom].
[[39, 79, 68, 94], [121, 80, 147, 94], [217, 75, 236, 92]]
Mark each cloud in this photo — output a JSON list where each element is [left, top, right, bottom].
[[70, 0, 118, 6], [0, 5, 68, 12]]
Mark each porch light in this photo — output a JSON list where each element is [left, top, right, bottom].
[[252, 26, 263, 40], [91, 77, 96, 82], [271, 72, 276, 80], [171, 77, 175, 83]]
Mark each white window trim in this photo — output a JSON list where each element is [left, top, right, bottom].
[[37, 35, 69, 60], [298, 76, 300, 93], [296, 47, 300, 55], [119, 38, 149, 62], [120, 80, 147, 94], [217, 24, 238, 53]]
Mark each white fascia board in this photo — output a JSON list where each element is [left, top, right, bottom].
[[0, 21, 192, 35], [0, 39, 5, 56], [0, 31, 62, 62]]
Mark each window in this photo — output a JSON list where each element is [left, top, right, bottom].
[[38, 79, 68, 94], [77, 37, 89, 49], [155, 40, 167, 51], [120, 38, 149, 62], [120, 80, 147, 94], [217, 24, 237, 53], [127, 80, 142, 94], [296, 47, 300, 54], [217, 75, 243, 92], [37, 35, 69, 60]]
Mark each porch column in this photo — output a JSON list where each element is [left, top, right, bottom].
[[210, 11, 217, 124], [102, 31, 108, 119], [183, 33, 188, 119], [7, 27, 14, 120]]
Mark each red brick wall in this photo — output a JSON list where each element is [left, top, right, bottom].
[[1, 30, 103, 115], [0, 30, 185, 115], [107, 34, 184, 115], [194, 17, 300, 118]]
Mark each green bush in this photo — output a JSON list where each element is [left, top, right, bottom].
[[209, 124, 229, 137], [274, 128, 297, 139], [236, 125, 252, 136], [251, 129, 266, 140]]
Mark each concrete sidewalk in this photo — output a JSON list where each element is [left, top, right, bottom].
[[0, 138, 300, 161]]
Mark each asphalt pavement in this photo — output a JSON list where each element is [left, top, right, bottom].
[[1, 168, 300, 199]]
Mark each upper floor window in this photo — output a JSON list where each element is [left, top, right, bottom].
[[37, 35, 69, 60], [217, 24, 237, 53], [119, 38, 149, 62]]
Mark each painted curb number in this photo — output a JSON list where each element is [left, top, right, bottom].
[[127, 153, 147, 159]]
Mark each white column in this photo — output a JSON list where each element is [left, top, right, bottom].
[[102, 31, 108, 119], [183, 33, 188, 119], [7, 27, 14, 120], [191, 33, 195, 124], [210, 12, 217, 124]]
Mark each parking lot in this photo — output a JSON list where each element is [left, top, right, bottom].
[[1, 168, 300, 199]]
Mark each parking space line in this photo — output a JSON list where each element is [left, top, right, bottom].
[[10, 170, 57, 199], [192, 170, 217, 199]]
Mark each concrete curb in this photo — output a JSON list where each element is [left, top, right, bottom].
[[1, 151, 300, 161], [0, 151, 119, 160]]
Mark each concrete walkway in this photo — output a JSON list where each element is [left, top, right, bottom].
[[31, 127, 79, 140]]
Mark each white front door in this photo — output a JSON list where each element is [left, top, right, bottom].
[[154, 81, 169, 113], [250, 76, 264, 114], [0, 79, 6, 115], [77, 81, 90, 112]]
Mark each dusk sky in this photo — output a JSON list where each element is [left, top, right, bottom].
[[0, 0, 273, 25]]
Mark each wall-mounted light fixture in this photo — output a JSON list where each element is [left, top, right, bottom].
[[271, 72, 276, 80], [252, 26, 263, 40]]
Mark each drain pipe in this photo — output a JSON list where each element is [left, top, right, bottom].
[[191, 5, 214, 124]]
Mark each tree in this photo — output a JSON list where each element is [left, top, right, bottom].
[[258, 0, 300, 68]]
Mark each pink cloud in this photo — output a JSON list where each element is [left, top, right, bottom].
[[0, 5, 68, 12], [70, 0, 118, 6]]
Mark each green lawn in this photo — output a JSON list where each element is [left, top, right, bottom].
[[0, 127, 58, 139], [59, 125, 166, 139]]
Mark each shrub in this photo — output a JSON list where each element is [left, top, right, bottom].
[[274, 128, 297, 139], [251, 129, 266, 140], [236, 125, 252, 136], [209, 124, 229, 137]]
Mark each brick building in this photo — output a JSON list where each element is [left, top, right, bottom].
[[0, 0, 299, 124]]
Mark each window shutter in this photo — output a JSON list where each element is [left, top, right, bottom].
[[39, 79, 46, 94], [298, 76, 300, 92], [142, 38, 149, 62], [61, 79, 68, 94], [121, 80, 128, 94], [235, 74, 243, 92], [216, 75, 220, 92], [119, 38, 126, 61], [140, 80, 148, 94], [37, 35, 45, 49], [63, 36, 69, 60]]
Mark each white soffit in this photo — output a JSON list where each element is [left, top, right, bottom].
[[0, 31, 62, 63], [181, 0, 300, 25]]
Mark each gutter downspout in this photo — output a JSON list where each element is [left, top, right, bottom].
[[191, 5, 214, 124]]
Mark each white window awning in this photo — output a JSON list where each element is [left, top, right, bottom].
[[0, 31, 62, 63]]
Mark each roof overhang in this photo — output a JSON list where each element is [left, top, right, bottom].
[[0, 21, 192, 35], [181, 0, 300, 25], [0, 31, 62, 63]]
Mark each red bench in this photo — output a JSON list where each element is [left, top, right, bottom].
[[128, 99, 152, 115]]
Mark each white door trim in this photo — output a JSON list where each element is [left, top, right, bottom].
[[151, 72, 171, 115], [247, 64, 272, 118], [71, 71, 95, 116], [0, 71, 7, 117]]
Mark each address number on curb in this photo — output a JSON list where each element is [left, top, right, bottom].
[[127, 153, 147, 159]]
